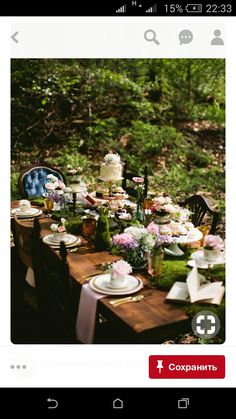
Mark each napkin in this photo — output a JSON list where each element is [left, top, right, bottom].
[[76, 283, 105, 344]]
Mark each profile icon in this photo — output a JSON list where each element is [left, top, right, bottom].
[[211, 29, 224, 45]]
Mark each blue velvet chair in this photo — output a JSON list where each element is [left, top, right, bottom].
[[18, 164, 66, 198]]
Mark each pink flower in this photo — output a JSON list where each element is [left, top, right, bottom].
[[155, 196, 166, 206], [58, 226, 66, 233], [45, 182, 55, 190], [204, 235, 224, 251], [162, 204, 176, 214], [147, 222, 160, 235], [113, 233, 138, 249], [132, 177, 144, 184], [58, 180, 66, 189], [111, 260, 132, 278]]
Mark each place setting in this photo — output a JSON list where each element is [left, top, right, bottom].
[[89, 260, 143, 296], [11, 199, 43, 219], [43, 217, 81, 249]]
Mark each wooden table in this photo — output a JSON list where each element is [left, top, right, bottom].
[[11, 201, 189, 343]]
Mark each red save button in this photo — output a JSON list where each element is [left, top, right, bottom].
[[149, 355, 225, 379]]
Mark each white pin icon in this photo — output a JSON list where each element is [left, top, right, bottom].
[[156, 360, 164, 374]]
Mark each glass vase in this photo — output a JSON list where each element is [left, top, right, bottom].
[[148, 246, 164, 278]]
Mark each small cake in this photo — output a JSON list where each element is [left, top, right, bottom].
[[112, 186, 125, 198], [100, 153, 123, 181], [96, 187, 109, 198], [159, 225, 172, 235]]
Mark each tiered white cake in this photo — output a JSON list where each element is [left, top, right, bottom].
[[100, 153, 123, 181]]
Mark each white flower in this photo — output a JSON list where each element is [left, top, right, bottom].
[[164, 196, 172, 204], [142, 234, 155, 250], [47, 174, 58, 182], [60, 218, 66, 225], [104, 153, 120, 164], [50, 223, 58, 232], [124, 226, 147, 241]]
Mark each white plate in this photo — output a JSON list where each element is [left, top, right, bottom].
[[11, 208, 42, 218], [43, 234, 81, 248], [188, 250, 225, 268], [89, 274, 143, 295]]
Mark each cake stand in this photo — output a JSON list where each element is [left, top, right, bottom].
[[98, 177, 124, 194], [164, 228, 203, 256]]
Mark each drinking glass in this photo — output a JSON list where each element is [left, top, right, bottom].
[[44, 198, 54, 217]]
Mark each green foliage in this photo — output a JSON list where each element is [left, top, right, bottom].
[[11, 59, 225, 215], [121, 121, 184, 161], [11, 171, 20, 200], [156, 260, 189, 290], [94, 207, 111, 251], [186, 149, 214, 168]]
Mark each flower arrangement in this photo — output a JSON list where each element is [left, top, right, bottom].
[[203, 234, 224, 262], [147, 222, 173, 247], [112, 226, 153, 268], [111, 260, 132, 279], [50, 218, 67, 240], [45, 174, 66, 207], [204, 235, 224, 251], [45, 174, 65, 191]]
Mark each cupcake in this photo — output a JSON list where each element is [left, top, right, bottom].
[[159, 225, 172, 235]]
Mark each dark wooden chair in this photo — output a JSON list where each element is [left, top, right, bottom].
[[122, 161, 148, 198], [12, 215, 39, 302], [32, 221, 76, 343], [11, 216, 42, 343], [180, 194, 220, 234], [18, 163, 66, 198]]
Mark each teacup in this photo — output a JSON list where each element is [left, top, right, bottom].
[[53, 231, 67, 242], [203, 248, 221, 262], [19, 199, 31, 213], [110, 273, 126, 288]]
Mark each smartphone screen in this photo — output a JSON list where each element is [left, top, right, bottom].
[[1, 0, 235, 412]]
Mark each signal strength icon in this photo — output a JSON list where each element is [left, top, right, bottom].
[[116, 4, 127, 13], [146, 4, 157, 13]]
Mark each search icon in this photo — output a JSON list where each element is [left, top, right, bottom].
[[144, 29, 160, 45]]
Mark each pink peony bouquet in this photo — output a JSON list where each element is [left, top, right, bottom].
[[45, 174, 65, 191], [111, 260, 132, 279], [204, 235, 224, 251]]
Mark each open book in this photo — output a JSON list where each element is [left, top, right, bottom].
[[166, 263, 225, 306]]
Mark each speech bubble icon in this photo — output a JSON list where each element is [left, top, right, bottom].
[[179, 29, 193, 45]]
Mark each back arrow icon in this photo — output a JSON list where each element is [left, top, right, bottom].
[[47, 398, 58, 409], [11, 32, 19, 43]]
